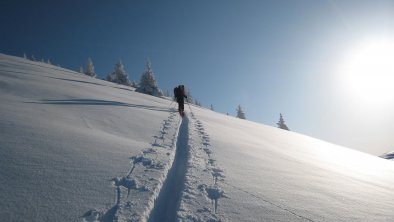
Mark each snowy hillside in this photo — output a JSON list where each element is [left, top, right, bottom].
[[1, 53, 394, 222]]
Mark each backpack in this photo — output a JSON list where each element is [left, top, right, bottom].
[[174, 85, 185, 99], [178, 85, 185, 97], [174, 86, 179, 99]]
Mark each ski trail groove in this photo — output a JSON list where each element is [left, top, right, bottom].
[[148, 115, 189, 222], [175, 109, 227, 221], [82, 110, 181, 222], [222, 181, 316, 222]]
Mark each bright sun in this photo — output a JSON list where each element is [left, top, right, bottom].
[[340, 38, 394, 104]]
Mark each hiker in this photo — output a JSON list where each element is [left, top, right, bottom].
[[174, 85, 187, 116]]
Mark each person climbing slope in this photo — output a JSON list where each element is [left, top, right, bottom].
[[173, 85, 188, 116]]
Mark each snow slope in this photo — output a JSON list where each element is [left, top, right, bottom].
[[1, 53, 394, 222]]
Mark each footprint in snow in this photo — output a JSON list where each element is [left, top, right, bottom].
[[211, 168, 225, 184], [202, 142, 211, 147], [82, 209, 101, 222], [198, 184, 226, 214], [208, 158, 216, 165], [203, 147, 212, 155], [112, 176, 140, 197], [205, 185, 226, 214], [130, 155, 153, 167], [147, 161, 165, 170], [198, 130, 206, 135], [152, 140, 163, 147], [196, 207, 210, 213], [143, 148, 157, 154]]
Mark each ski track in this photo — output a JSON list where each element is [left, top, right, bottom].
[[81, 106, 230, 222], [81, 105, 317, 222], [147, 114, 190, 222], [176, 108, 228, 222], [82, 109, 181, 222]]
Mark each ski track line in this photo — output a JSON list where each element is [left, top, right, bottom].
[[221, 181, 317, 222], [147, 114, 190, 222], [176, 109, 227, 221], [82, 106, 315, 222], [82, 110, 182, 222]]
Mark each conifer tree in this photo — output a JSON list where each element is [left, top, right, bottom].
[[162, 89, 170, 97], [84, 57, 96, 77], [136, 60, 163, 97], [236, 105, 246, 119], [210, 104, 214, 111], [107, 60, 131, 86], [277, 113, 290, 131], [23, 53, 27, 59], [47, 59, 51, 65]]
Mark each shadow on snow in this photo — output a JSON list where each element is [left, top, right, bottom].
[[26, 99, 173, 112]]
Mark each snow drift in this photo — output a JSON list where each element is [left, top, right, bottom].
[[0, 53, 393, 222]]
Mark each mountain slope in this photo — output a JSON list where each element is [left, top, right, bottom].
[[1, 53, 393, 222]]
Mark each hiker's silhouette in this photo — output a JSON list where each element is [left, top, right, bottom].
[[173, 85, 187, 116]]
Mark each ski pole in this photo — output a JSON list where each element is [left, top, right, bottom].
[[169, 101, 177, 112], [168, 99, 174, 108], [187, 99, 193, 113]]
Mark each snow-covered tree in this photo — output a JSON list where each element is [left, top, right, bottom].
[[84, 57, 96, 77], [277, 113, 290, 131], [210, 104, 214, 111], [194, 99, 201, 107], [23, 53, 27, 59], [106, 60, 131, 86], [236, 105, 246, 119], [136, 60, 163, 97], [47, 59, 51, 65], [31, 55, 36, 61], [77, 66, 83, 73], [163, 89, 170, 97]]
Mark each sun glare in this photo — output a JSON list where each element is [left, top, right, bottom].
[[340, 38, 394, 104]]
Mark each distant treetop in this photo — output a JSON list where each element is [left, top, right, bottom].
[[277, 113, 290, 131], [236, 105, 246, 119]]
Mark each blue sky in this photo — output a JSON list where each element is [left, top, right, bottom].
[[1, 0, 393, 155]]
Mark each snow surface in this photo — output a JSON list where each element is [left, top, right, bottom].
[[1, 53, 394, 222]]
